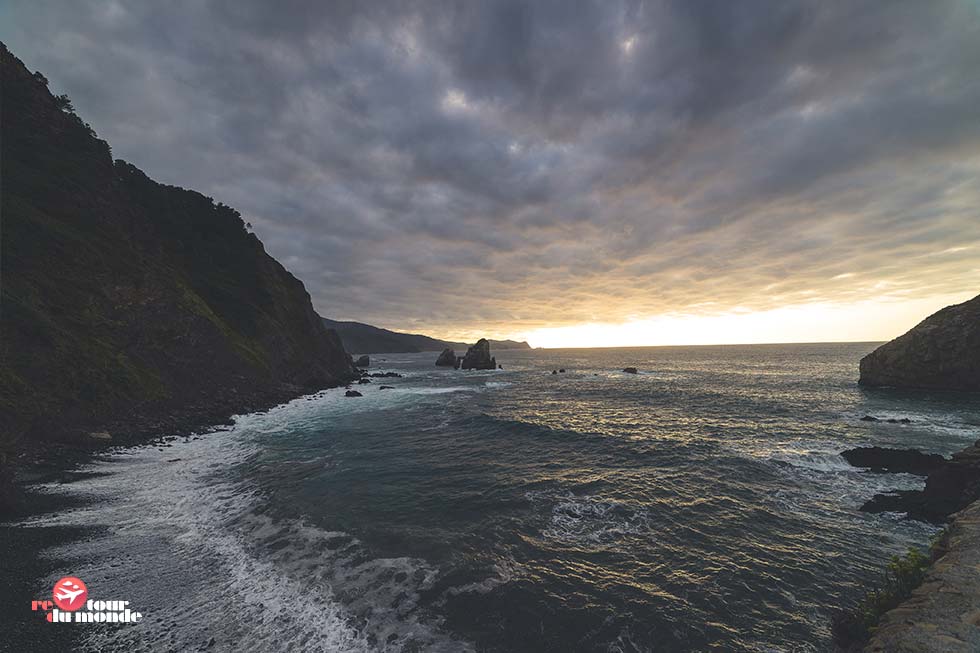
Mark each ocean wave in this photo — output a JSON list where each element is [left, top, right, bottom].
[[767, 451, 853, 473], [23, 397, 472, 653], [527, 491, 653, 546]]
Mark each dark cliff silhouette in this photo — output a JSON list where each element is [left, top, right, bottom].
[[0, 44, 354, 474]]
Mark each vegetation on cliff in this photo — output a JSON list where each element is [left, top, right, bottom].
[[832, 531, 949, 650], [0, 44, 354, 479]]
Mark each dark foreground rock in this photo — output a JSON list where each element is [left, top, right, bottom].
[[345, 390, 363, 397], [859, 294, 980, 391], [623, 367, 638, 374], [354, 355, 370, 367], [435, 348, 456, 367], [461, 339, 497, 370], [841, 447, 946, 476], [856, 440, 980, 523]]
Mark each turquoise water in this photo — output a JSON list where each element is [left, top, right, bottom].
[[24, 344, 980, 651]]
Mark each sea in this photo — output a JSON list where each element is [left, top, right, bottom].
[[16, 343, 980, 652]]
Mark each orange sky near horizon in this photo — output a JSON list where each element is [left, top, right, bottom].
[[431, 292, 977, 349]]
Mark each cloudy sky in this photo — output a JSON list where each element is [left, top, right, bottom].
[[4, 1, 979, 346]]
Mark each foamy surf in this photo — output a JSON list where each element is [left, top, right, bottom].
[[22, 395, 473, 652]]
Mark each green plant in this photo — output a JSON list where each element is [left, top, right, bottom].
[[831, 534, 946, 650]]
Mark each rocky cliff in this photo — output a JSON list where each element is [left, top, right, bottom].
[[859, 294, 980, 391], [0, 44, 354, 460]]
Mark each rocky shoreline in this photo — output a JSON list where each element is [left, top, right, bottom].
[[838, 437, 980, 651], [865, 499, 980, 651], [0, 376, 354, 519], [0, 375, 359, 651], [843, 440, 980, 524]]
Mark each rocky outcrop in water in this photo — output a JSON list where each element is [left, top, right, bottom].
[[354, 355, 370, 368], [623, 367, 638, 374], [859, 294, 980, 391], [851, 441, 980, 523], [840, 447, 945, 476], [460, 339, 496, 370], [435, 348, 457, 367]]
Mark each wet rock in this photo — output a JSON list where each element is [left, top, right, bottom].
[[461, 339, 496, 370], [559, 368, 566, 373], [858, 440, 980, 523], [379, 385, 394, 390], [841, 446, 946, 475], [860, 415, 880, 422], [357, 378, 371, 384], [369, 372, 403, 378], [622, 367, 638, 374], [344, 390, 362, 397], [354, 355, 370, 367], [435, 348, 456, 367], [551, 370, 558, 375]]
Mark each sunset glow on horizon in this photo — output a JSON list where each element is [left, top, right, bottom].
[[428, 292, 978, 349], [6, 2, 979, 346]]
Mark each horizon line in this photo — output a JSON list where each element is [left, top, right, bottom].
[[507, 339, 886, 351]]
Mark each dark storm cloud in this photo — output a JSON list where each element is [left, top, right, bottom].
[[3, 0, 979, 337]]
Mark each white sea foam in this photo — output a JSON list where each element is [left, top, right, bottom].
[[526, 491, 653, 545], [23, 394, 472, 652]]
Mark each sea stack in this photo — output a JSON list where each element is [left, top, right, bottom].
[[859, 293, 980, 391], [435, 348, 456, 367], [460, 339, 496, 370]]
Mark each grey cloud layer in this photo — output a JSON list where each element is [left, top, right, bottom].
[[4, 0, 979, 336]]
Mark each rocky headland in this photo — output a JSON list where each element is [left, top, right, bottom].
[[859, 294, 980, 391], [0, 44, 355, 513], [321, 317, 531, 355]]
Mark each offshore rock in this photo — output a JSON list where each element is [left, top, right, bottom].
[[435, 348, 456, 367], [859, 294, 980, 391], [460, 339, 496, 370], [623, 367, 639, 374], [354, 355, 370, 368], [859, 440, 980, 523], [840, 447, 945, 476]]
